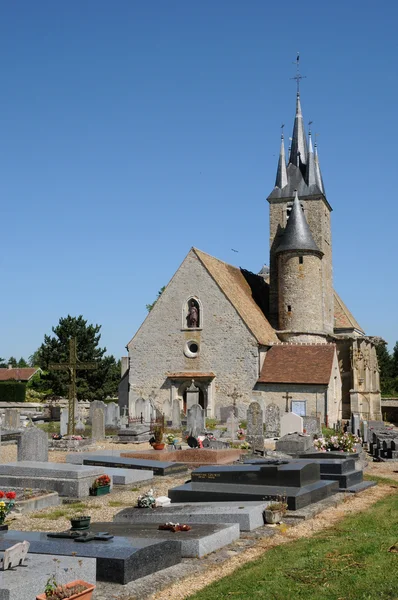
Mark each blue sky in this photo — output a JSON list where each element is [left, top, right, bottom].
[[1, 0, 396, 360]]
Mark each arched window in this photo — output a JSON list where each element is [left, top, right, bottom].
[[183, 297, 202, 329]]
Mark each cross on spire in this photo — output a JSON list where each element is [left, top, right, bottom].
[[291, 52, 306, 94]]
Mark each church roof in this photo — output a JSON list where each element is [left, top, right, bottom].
[[334, 291, 365, 333], [193, 248, 278, 346], [276, 191, 322, 255], [258, 344, 336, 385]]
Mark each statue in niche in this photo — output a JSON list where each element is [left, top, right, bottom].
[[187, 300, 199, 328]]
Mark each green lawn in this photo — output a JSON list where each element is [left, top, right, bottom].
[[187, 490, 398, 600]]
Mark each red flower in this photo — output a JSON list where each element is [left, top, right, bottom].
[[0, 491, 5, 499], [5, 492, 16, 500]]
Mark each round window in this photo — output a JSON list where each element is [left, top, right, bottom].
[[184, 340, 199, 358]]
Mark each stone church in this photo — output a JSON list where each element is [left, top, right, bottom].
[[119, 88, 381, 427]]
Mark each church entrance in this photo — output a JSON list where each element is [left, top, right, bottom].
[[183, 387, 205, 414], [177, 380, 208, 415]]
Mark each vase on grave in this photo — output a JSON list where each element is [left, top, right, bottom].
[[89, 485, 110, 497], [36, 580, 95, 600], [70, 516, 91, 530], [153, 443, 165, 450]]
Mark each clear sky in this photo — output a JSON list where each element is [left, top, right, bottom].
[[1, 0, 397, 361]]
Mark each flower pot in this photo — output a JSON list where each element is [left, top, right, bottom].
[[153, 443, 165, 450], [70, 516, 91, 530], [89, 485, 110, 496], [36, 580, 95, 600], [264, 509, 284, 524]]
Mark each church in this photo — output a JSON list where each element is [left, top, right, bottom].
[[119, 86, 382, 428]]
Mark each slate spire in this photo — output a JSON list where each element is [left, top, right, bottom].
[[276, 190, 322, 255], [288, 93, 308, 170], [314, 142, 325, 194], [275, 133, 288, 189], [306, 130, 316, 187]]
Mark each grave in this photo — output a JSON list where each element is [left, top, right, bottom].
[[226, 412, 239, 441], [120, 448, 243, 465], [0, 462, 109, 498], [168, 460, 339, 510], [185, 381, 200, 411], [89, 521, 240, 558], [246, 402, 264, 453], [89, 400, 107, 424], [117, 425, 151, 443], [172, 398, 181, 428], [280, 412, 303, 436], [114, 501, 270, 531], [66, 450, 123, 464], [275, 432, 312, 454], [187, 403, 205, 437], [3, 410, 20, 431], [351, 412, 360, 436], [0, 553, 96, 600], [220, 405, 235, 423], [302, 416, 322, 436], [60, 407, 69, 436], [91, 407, 105, 441], [264, 403, 280, 438], [65, 452, 154, 485], [81, 455, 187, 476], [17, 426, 48, 462], [368, 424, 398, 460], [105, 402, 120, 427], [0, 531, 181, 584]]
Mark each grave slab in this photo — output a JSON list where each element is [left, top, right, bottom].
[[120, 448, 243, 465], [66, 450, 123, 464], [275, 433, 312, 454], [0, 554, 96, 600], [81, 455, 187, 476], [0, 462, 108, 498], [89, 521, 240, 558], [114, 501, 269, 531], [0, 531, 181, 584], [101, 467, 153, 485]]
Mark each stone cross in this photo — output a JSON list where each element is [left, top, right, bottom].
[[49, 338, 97, 435], [230, 388, 242, 417], [282, 391, 293, 413]]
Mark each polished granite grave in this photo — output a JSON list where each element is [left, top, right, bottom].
[[168, 460, 339, 510], [120, 448, 244, 465], [89, 521, 240, 558], [82, 455, 187, 475], [114, 501, 269, 531], [0, 530, 181, 584]]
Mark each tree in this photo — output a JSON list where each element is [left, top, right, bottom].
[[17, 357, 28, 367], [374, 338, 398, 396], [7, 357, 17, 368], [36, 315, 119, 401], [146, 286, 166, 312], [28, 350, 41, 367], [0, 358, 6, 368]]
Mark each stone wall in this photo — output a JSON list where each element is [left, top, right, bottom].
[[254, 383, 328, 424], [127, 249, 260, 417]]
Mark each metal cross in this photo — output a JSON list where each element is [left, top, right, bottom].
[[282, 391, 293, 413], [290, 52, 306, 93], [49, 337, 97, 435]]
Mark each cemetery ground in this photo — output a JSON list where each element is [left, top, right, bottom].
[[0, 442, 397, 599]]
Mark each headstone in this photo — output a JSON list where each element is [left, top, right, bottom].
[[280, 412, 303, 437], [135, 398, 151, 424], [60, 408, 69, 436], [264, 403, 280, 438], [302, 416, 321, 436], [361, 420, 368, 443], [275, 432, 312, 454], [105, 402, 120, 427], [220, 405, 235, 423], [172, 399, 181, 428], [186, 381, 200, 411], [0, 541, 30, 570], [91, 408, 105, 441], [17, 427, 48, 462], [187, 404, 205, 438], [4, 409, 20, 430], [120, 405, 129, 428], [246, 402, 264, 452], [351, 413, 360, 436], [226, 412, 239, 441], [89, 400, 107, 425]]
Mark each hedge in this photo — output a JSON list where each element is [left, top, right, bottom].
[[0, 382, 26, 402]]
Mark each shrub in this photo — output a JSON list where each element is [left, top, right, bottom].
[[0, 382, 26, 402]]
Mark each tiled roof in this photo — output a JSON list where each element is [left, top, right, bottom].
[[334, 291, 364, 333], [193, 249, 278, 346], [258, 344, 336, 385], [0, 368, 39, 382]]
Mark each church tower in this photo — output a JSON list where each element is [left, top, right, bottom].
[[267, 89, 334, 339]]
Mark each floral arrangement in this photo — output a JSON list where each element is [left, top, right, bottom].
[[239, 441, 250, 450], [266, 501, 288, 513], [237, 428, 246, 440], [158, 522, 192, 532], [91, 475, 111, 490], [152, 425, 164, 444], [137, 490, 156, 508], [52, 434, 62, 440], [166, 433, 176, 444], [71, 435, 83, 441], [314, 431, 360, 453], [0, 491, 16, 524]]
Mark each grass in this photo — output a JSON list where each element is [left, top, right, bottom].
[[108, 500, 131, 507], [187, 490, 398, 600], [31, 509, 69, 519]]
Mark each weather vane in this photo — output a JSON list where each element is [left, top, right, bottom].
[[291, 52, 306, 94]]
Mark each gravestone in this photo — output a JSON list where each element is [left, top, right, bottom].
[[120, 405, 129, 428], [4, 409, 20, 430], [280, 412, 303, 437], [172, 399, 181, 428], [186, 381, 200, 411], [302, 416, 321, 436], [361, 420, 368, 444], [220, 405, 235, 423], [60, 407, 69, 436], [275, 432, 312, 454], [89, 400, 107, 425], [105, 402, 120, 427], [0, 540, 30, 570], [187, 404, 205, 438], [246, 402, 264, 452], [17, 427, 48, 462], [264, 403, 280, 438], [92, 408, 105, 441], [226, 412, 239, 441], [351, 413, 360, 436], [135, 398, 151, 424]]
